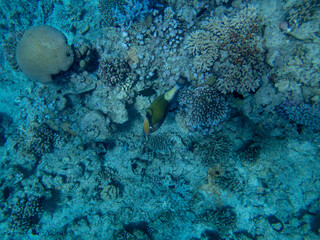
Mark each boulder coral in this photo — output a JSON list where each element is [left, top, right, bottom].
[[15, 25, 74, 83]]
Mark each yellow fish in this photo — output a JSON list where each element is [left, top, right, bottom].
[[143, 80, 184, 134]]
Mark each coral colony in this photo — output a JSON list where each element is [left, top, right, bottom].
[[0, 0, 320, 239]]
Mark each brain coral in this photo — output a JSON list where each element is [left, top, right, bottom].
[[15, 25, 74, 83]]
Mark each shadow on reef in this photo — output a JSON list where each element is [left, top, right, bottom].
[[0, 112, 11, 146]]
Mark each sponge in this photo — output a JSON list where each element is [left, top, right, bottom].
[[15, 25, 74, 83]]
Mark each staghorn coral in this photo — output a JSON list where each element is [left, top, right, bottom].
[[178, 85, 228, 134], [99, 0, 152, 28], [185, 29, 219, 72], [15, 25, 74, 83], [283, 0, 320, 42], [185, 5, 267, 95]]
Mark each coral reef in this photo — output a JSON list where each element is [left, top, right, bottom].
[[19, 123, 61, 158], [240, 142, 262, 164], [98, 57, 132, 86], [80, 111, 111, 142], [284, 0, 320, 42], [285, 0, 320, 29], [272, 42, 320, 103], [99, 0, 152, 28], [72, 41, 99, 73], [98, 0, 126, 25], [215, 169, 245, 192], [10, 196, 44, 232], [193, 136, 232, 166], [113, 0, 152, 28], [15, 25, 74, 83], [0, 1, 320, 239], [3, 30, 23, 71], [196, 206, 237, 232], [185, 5, 267, 95], [145, 133, 174, 153], [278, 101, 320, 131], [178, 85, 228, 134]]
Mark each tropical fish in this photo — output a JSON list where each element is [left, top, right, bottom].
[[143, 79, 185, 134]]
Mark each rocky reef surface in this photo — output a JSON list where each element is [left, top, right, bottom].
[[0, 0, 320, 239]]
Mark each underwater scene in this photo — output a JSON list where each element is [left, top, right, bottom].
[[0, 0, 320, 239]]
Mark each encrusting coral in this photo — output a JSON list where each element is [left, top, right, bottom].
[[15, 25, 74, 83]]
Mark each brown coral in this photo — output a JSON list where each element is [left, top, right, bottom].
[[15, 25, 74, 83], [185, 5, 267, 95]]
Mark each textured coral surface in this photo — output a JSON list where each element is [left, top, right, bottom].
[[0, 0, 320, 239]]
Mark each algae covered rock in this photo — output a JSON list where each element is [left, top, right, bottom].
[[80, 111, 112, 141], [16, 25, 74, 83]]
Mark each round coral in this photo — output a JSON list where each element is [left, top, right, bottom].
[[15, 25, 74, 83]]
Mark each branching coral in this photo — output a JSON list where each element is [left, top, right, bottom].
[[194, 136, 232, 166], [98, 0, 151, 28], [178, 85, 228, 134], [19, 124, 61, 158], [98, 0, 125, 25], [285, 0, 320, 28], [196, 206, 237, 232], [98, 57, 131, 86], [185, 5, 267, 95], [146, 133, 174, 153], [278, 101, 320, 131], [3, 30, 23, 71], [10, 196, 44, 232], [113, 0, 152, 28]]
